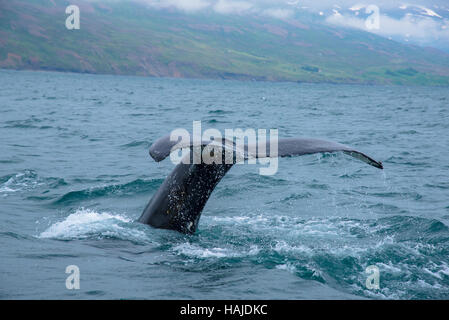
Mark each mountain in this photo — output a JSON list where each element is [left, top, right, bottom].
[[1, 0, 449, 85]]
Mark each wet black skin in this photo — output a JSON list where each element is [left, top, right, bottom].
[[138, 162, 233, 234]]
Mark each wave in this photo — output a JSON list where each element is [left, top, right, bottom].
[[208, 109, 233, 114], [53, 178, 163, 205], [0, 170, 67, 195], [2, 116, 54, 130], [120, 140, 151, 149]]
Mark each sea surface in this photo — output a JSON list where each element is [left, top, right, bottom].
[[1, 69, 449, 299]]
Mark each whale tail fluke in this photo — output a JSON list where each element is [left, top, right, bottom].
[[139, 133, 383, 234], [149, 134, 383, 169]]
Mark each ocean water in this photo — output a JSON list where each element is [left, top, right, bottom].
[[1, 69, 449, 300]]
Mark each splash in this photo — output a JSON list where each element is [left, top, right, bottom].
[[38, 208, 147, 243]]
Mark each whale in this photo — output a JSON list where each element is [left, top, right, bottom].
[[138, 134, 383, 234]]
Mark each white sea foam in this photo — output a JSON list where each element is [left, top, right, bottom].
[[173, 243, 233, 258], [276, 263, 296, 273], [172, 243, 260, 258], [39, 208, 146, 241], [212, 215, 269, 224], [272, 240, 313, 255]]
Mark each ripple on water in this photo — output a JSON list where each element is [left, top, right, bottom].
[[0, 170, 67, 195], [52, 178, 164, 205]]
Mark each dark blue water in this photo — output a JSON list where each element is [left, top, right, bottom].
[[1, 69, 449, 299]]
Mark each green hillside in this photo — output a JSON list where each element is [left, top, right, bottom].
[[1, 0, 449, 85]]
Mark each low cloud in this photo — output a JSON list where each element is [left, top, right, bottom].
[[327, 10, 449, 46], [141, 0, 211, 12], [139, 0, 294, 17], [262, 8, 294, 19], [213, 0, 254, 14]]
